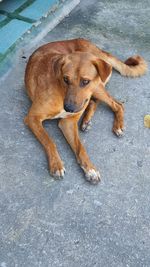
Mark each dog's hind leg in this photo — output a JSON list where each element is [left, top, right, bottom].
[[93, 84, 124, 137], [59, 116, 101, 184], [81, 99, 100, 132]]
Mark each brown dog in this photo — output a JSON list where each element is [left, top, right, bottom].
[[24, 38, 147, 184]]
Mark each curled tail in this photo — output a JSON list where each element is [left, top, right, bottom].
[[77, 39, 147, 77], [102, 53, 147, 77]]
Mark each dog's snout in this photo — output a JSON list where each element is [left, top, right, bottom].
[[64, 103, 75, 113]]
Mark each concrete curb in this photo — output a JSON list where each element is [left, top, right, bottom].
[[0, 0, 80, 76]]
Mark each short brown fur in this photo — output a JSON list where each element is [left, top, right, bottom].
[[24, 38, 147, 184]]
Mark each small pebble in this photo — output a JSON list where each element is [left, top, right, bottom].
[[137, 160, 143, 168]]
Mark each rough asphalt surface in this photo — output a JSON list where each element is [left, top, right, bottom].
[[0, 0, 150, 266]]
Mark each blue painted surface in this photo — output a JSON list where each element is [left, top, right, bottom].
[[0, 14, 6, 22], [0, 0, 27, 12], [20, 0, 58, 20], [0, 19, 31, 53], [0, 0, 63, 58]]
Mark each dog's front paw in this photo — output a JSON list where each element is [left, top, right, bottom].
[[113, 127, 125, 137], [84, 168, 101, 184], [50, 161, 66, 179], [81, 120, 92, 132]]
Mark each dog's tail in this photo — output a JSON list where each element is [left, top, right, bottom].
[[78, 39, 147, 77], [101, 52, 147, 77]]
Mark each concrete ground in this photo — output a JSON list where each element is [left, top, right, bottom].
[[0, 0, 150, 266]]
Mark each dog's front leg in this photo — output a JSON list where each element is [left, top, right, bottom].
[[24, 115, 65, 178], [58, 117, 100, 184], [93, 84, 124, 137], [81, 99, 99, 132]]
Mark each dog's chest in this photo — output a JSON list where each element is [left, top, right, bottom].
[[52, 110, 74, 119]]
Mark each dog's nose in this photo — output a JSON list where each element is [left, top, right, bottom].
[[64, 103, 75, 113]]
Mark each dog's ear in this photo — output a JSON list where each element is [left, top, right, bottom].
[[93, 58, 112, 83], [52, 55, 65, 77]]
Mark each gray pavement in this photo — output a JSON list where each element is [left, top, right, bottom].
[[0, 0, 150, 266]]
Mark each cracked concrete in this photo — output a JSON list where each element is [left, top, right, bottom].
[[0, 0, 150, 266]]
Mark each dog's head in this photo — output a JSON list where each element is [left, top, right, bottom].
[[53, 52, 111, 113]]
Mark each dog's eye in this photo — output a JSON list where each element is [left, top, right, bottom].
[[63, 76, 69, 85], [80, 79, 90, 87]]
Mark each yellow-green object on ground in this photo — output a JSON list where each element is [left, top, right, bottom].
[[144, 115, 150, 128]]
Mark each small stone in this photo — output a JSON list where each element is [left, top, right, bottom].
[[144, 115, 150, 128], [137, 160, 143, 168], [74, 240, 79, 245]]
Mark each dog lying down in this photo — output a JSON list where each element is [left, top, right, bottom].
[[24, 38, 147, 184]]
